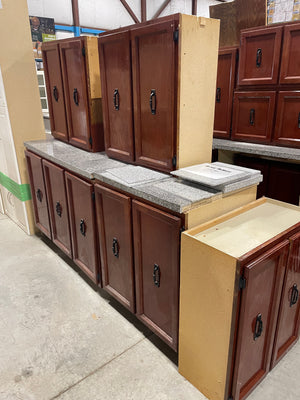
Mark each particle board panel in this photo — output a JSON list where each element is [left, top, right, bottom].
[[210, 1, 239, 47], [177, 15, 219, 169]]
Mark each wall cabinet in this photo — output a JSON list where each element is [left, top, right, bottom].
[[99, 14, 220, 172], [280, 23, 300, 85], [179, 198, 300, 400], [42, 37, 104, 152]]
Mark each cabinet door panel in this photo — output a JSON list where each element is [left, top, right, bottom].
[[65, 172, 98, 283], [271, 232, 300, 368], [25, 151, 51, 239], [238, 26, 282, 86], [214, 47, 237, 138], [267, 162, 300, 206], [42, 43, 68, 141], [273, 91, 300, 148], [232, 91, 276, 143], [280, 23, 300, 84], [98, 32, 134, 162], [60, 39, 91, 151], [133, 200, 181, 350], [42, 160, 72, 258], [132, 21, 177, 172], [232, 241, 289, 400], [95, 185, 134, 311]]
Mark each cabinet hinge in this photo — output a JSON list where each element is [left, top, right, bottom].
[[92, 191, 95, 201], [82, 46, 86, 57], [172, 155, 177, 168], [180, 227, 185, 234], [89, 137, 93, 146], [173, 29, 179, 43], [239, 276, 246, 290]]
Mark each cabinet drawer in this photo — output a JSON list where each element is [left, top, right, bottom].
[[95, 184, 134, 312], [280, 23, 300, 85], [214, 47, 238, 138], [273, 91, 300, 147], [238, 26, 282, 86], [232, 91, 276, 143], [132, 200, 181, 350], [43, 159, 72, 258]]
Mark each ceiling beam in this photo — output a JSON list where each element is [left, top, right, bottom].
[[192, 0, 197, 15], [152, 0, 171, 20], [141, 0, 147, 22], [120, 0, 140, 23], [71, 0, 80, 26]]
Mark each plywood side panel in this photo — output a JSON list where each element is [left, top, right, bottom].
[[85, 36, 102, 99], [179, 234, 237, 400], [184, 186, 257, 229], [177, 15, 219, 169]]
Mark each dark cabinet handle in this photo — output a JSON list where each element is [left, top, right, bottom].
[[53, 86, 58, 102], [253, 313, 263, 340], [216, 87, 221, 103], [113, 89, 119, 111], [73, 88, 79, 106], [79, 219, 86, 236], [112, 238, 119, 258], [256, 48, 262, 68], [290, 284, 299, 307], [250, 108, 255, 126], [153, 264, 160, 288], [36, 189, 42, 203], [150, 89, 156, 115], [56, 201, 62, 218], [298, 112, 300, 129]]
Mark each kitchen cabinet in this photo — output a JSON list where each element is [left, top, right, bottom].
[[42, 159, 72, 258], [280, 23, 300, 85], [95, 184, 134, 312], [273, 91, 300, 148], [132, 200, 181, 351], [231, 91, 276, 143], [25, 150, 51, 239], [65, 172, 99, 284], [214, 47, 238, 139], [179, 198, 300, 400], [99, 14, 220, 172], [42, 37, 104, 152]]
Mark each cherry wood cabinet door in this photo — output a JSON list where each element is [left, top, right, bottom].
[[25, 150, 51, 239], [42, 42, 68, 142], [232, 241, 289, 400], [214, 47, 238, 138], [280, 23, 300, 85], [65, 172, 98, 283], [271, 232, 300, 368], [42, 160, 72, 258], [95, 184, 134, 312], [131, 20, 177, 172], [238, 26, 282, 86], [273, 91, 300, 148], [132, 200, 181, 350], [60, 39, 91, 151], [232, 91, 276, 143], [98, 32, 134, 163]]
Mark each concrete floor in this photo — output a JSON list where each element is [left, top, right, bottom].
[[0, 212, 299, 400]]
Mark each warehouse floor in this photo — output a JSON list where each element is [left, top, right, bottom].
[[0, 212, 299, 400]]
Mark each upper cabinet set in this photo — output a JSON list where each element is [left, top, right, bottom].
[[214, 22, 300, 147]]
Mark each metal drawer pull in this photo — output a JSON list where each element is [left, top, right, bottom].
[[79, 219, 86, 236], [256, 48, 262, 68], [36, 189, 42, 202], [216, 87, 221, 103], [53, 86, 58, 102], [112, 238, 119, 258], [153, 264, 160, 288], [250, 108, 255, 126], [56, 201, 62, 217], [290, 284, 299, 307], [113, 89, 119, 111], [73, 88, 79, 106], [254, 313, 263, 340], [298, 112, 300, 129], [150, 89, 156, 115]]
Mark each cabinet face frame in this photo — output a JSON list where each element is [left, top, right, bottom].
[[280, 23, 300, 85]]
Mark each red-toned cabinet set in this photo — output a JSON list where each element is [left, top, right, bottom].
[[214, 22, 300, 147]]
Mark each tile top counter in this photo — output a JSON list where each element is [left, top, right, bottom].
[[25, 139, 261, 214]]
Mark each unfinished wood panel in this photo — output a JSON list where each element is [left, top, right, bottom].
[[210, 2, 239, 47], [236, 0, 267, 35], [177, 15, 220, 169], [85, 36, 102, 99]]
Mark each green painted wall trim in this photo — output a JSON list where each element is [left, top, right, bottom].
[[0, 172, 31, 201]]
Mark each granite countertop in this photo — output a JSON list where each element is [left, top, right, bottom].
[[213, 138, 300, 161], [25, 138, 261, 214]]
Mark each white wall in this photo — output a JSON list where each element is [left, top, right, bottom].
[[27, 0, 73, 24]]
